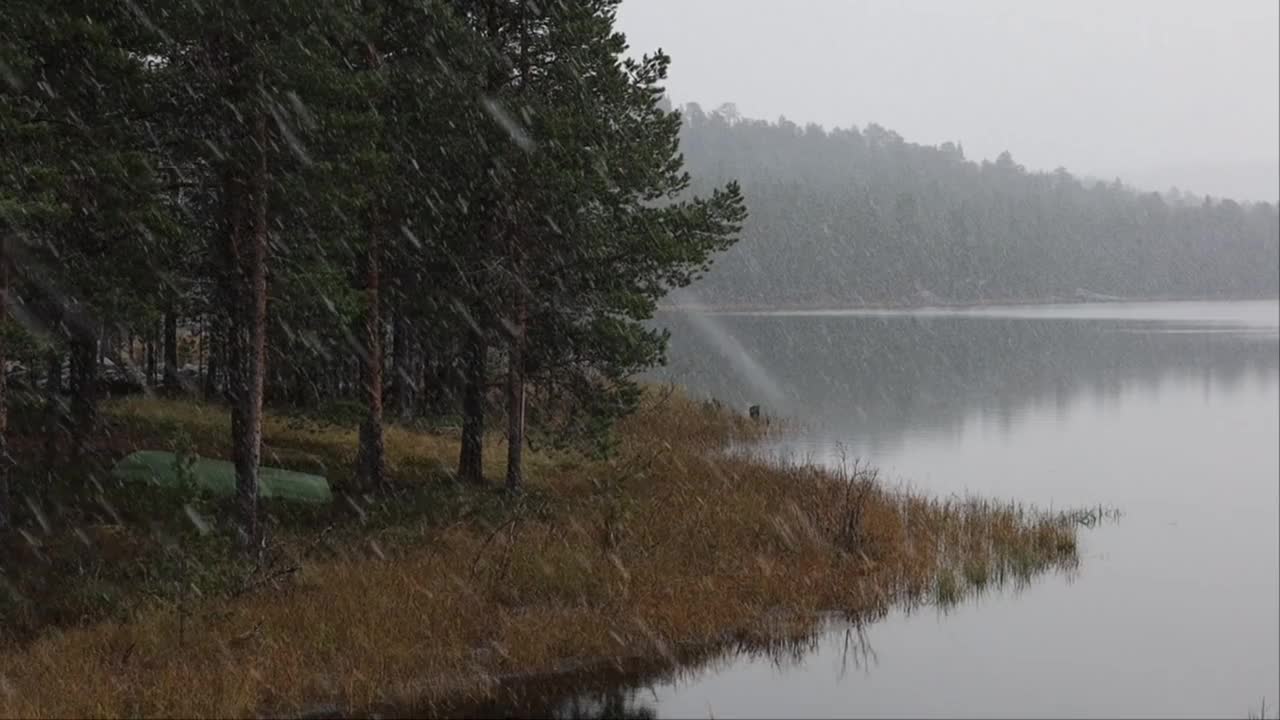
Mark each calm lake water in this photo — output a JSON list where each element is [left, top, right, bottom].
[[482, 300, 1280, 718]]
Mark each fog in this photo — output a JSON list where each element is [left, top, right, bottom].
[[618, 0, 1280, 202], [3, 1, 1277, 717]]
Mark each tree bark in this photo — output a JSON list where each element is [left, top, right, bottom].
[[390, 299, 416, 422], [196, 314, 205, 390], [225, 110, 269, 550], [417, 347, 435, 417], [505, 247, 526, 492], [236, 110, 269, 548], [504, 332, 525, 492], [145, 329, 157, 386], [162, 307, 179, 392], [69, 330, 98, 461], [0, 236, 9, 528], [41, 348, 62, 480], [355, 211, 385, 490], [458, 331, 487, 485], [203, 312, 222, 402]]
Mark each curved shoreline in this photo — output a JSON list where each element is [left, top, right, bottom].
[[0, 393, 1091, 718], [659, 293, 1280, 314]]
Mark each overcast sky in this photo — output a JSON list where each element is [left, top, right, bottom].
[[617, 0, 1280, 202]]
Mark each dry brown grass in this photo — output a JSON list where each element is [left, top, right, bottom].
[[0, 389, 1083, 718]]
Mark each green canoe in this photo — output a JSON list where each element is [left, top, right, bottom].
[[112, 450, 333, 504]]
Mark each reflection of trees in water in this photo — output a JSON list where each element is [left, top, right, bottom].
[[428, 681, 657, 719], [656, 313, 1279, 452], [429, 622, 841, 718], [440, 551, 1076, 719], [435, 314, 1191, 718], [552, 689, 657, 720]]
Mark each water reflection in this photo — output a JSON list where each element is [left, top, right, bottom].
[[430, 621, 878, 719], [654, 302, 1279, 466], [431, 531, 1084, 719], [433, 301, 1277, 718]]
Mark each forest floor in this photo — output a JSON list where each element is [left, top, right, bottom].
[[0, 390, 1090, 717]]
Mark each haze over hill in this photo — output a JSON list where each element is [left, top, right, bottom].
[[1092, 160, 1280, 205], [619, 0, 1280, 203], [671, 109, 1278, 308]]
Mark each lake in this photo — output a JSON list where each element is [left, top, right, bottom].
[[488, 300, 1280, 718]]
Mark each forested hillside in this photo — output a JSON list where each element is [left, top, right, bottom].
[[675, 104, 1280, 307]]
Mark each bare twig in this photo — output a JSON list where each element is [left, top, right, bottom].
[[469, 515, 522, 580]]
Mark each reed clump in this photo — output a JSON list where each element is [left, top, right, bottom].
[[0, 388, 1089, 718]]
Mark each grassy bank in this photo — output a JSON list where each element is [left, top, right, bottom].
[[0, 390, 1086, 717]]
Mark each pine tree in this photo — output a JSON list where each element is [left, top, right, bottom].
[[1, 0, 172, 463], [457, 0, 746, 486], [145, 0, 355, 547]]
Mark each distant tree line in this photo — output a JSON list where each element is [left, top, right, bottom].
[[675, 104, 1279, 307], [0, 0, 746, 541]]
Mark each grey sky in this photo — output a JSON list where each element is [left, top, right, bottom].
[[617, 0, 1280, 202]]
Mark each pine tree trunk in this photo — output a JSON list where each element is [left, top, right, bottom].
[[458, 331, 487, 485], [355, 213, 385, 489], [204, 312, 222, 402], [0, 236, 9, 528], [505, 257, 526, 493], [69, 330, 98, 461], [223, 168, 248, 519], [504, 338, 525, 492], [196, 314, 205, 389], [41, 348, 62, 479], [423, 353, 435, 414], [231, 111, 270, 549], [162, 307, 179, 392], [390, 301, 416, 422], [145, 330, 157, 386], [223, 110, 268, 550]]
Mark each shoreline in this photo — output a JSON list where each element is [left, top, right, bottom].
[[0, 392, 1092, 717], [658, 293, 1280, 314]]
